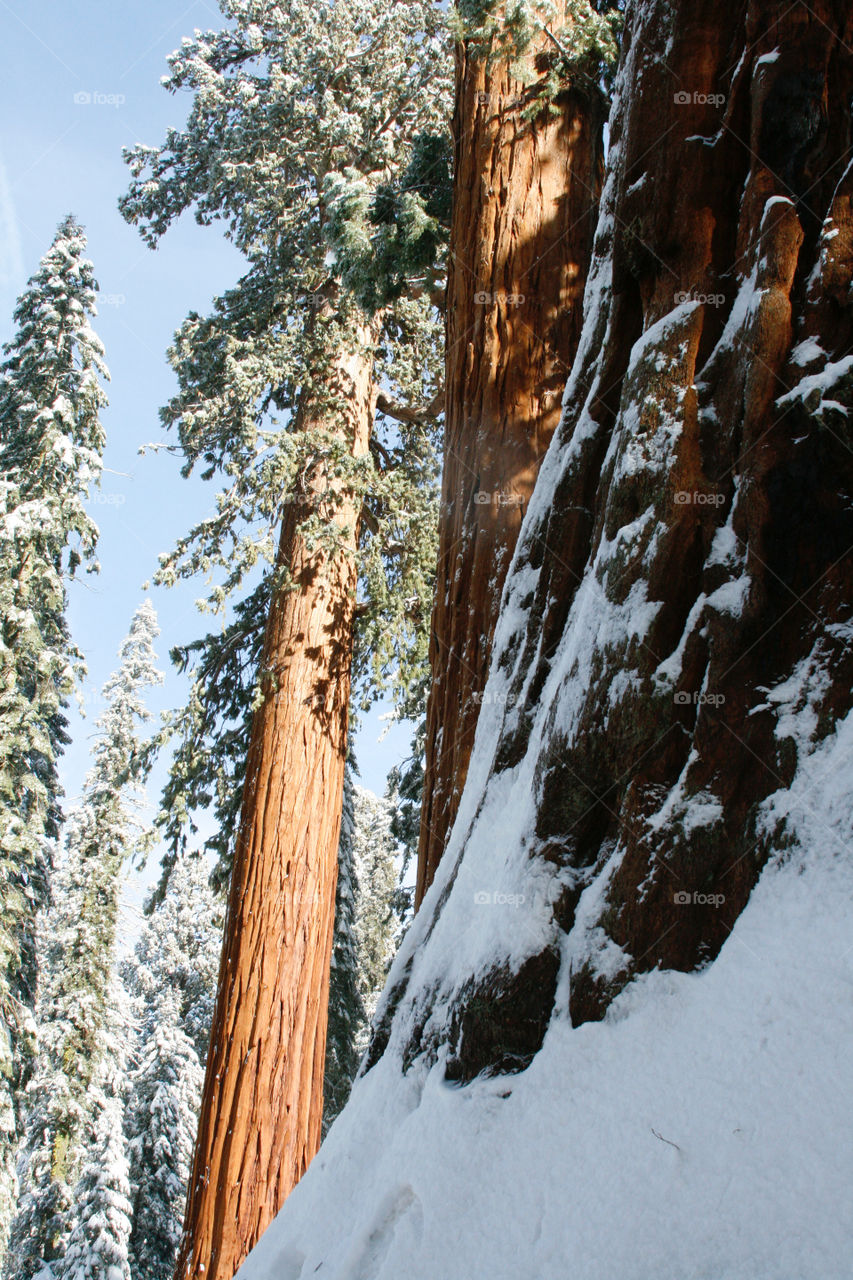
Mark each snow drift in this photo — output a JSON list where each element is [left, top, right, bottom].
[[241, 771, 853, 1278]]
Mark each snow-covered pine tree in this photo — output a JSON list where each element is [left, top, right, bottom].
[[385, 712, 427, 946], [7, 604, 162, 1280], [322, 768, 366, 1133], [124, 1013, 202, 1280], [0, 216, 108, 1264], [351, 787, 398, 1034], [120, 6, 454, 1271], [323, 778, 402, 1131], [122, 855, 222, 1280], [57, 1092, 132, 1280]]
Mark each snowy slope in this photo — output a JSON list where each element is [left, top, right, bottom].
[[238, 704, 853, 1280]]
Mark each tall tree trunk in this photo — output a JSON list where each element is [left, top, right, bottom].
[[416, 17, 604, 905], [174, 336, 376, 1280], [364, 0, 853, 1084]]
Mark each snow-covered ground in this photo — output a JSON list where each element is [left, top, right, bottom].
[[238, 707, 853, 1279]]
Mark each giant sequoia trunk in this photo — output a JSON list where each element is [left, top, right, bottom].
[[372, 0, 853, 1073], [416, 14, 604, 904], [174, 338, 376, 1280]]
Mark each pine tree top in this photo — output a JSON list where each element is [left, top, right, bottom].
[[0, 215, 108, 576]]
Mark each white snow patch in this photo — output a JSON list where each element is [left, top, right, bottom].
[[776, 354, 853, 412], [644, 749, 723, 839], [706, 520, 742, 569], [789, 337, 824, 368], [561, 844, 632, 986], [705, 574, 750, 617]]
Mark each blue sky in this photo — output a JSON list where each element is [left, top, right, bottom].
[[0, 0, 416, 889]]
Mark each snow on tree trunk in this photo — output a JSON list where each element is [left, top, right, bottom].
[[416, 9, 604, 904], [174, 337, 376, 1280], [364, 0, 853, 1081]]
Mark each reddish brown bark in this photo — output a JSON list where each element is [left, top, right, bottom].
[[390, 0, 853, 1081], [174, 338, 376, 1280], [416, 22, 604, 904]]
